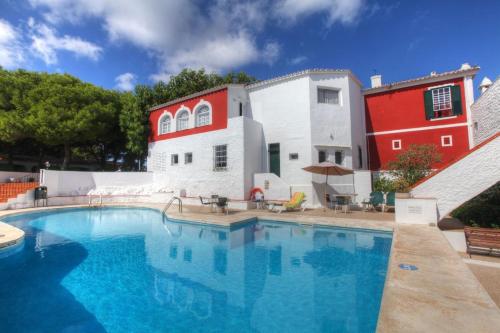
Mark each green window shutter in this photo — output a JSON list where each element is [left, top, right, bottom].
[[423, 90, 434, 120], [451, 85, 462, 115]]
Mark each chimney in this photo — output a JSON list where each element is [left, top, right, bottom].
[[479, 76, 493, 94], [370, 75, 382, 88], [460, 63, 472, 70]]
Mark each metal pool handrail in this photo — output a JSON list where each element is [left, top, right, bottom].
[[163, 196, 183, 215]]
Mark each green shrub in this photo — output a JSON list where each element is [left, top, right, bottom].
[[451, 182, 500, 228], [373, 176, 396, 193]]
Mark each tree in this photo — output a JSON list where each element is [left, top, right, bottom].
[[24, 73, 117, 169], [386, 144, 442, 192]]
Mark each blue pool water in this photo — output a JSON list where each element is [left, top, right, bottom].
[[0, 208, 392, 333]]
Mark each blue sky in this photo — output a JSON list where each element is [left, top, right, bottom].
[[1, 0, 499, 92]]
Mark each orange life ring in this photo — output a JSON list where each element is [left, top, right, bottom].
[[249, 187, 264, 200]]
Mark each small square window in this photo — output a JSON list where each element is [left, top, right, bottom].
[[185, 152, 192, 164], [289, 153, 299, 160], [441, 135, 453, 147], [171, 154, 178, 165], [392, 140, 401, 150], [334, 151, 343, 165], [318, 88, 340, 105]]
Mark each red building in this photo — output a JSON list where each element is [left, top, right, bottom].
[[364, 64, 479, 171]]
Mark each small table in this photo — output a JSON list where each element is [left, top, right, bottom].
[[333, 194, 357, 214]]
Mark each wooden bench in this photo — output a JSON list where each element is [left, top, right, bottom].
[[464, 226, 500, 257]]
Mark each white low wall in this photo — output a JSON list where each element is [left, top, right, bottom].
[[411, 134, 500, 219], [254, 173, 291, 201], [40, 170, 155, 196], [395, 198, 438, 225]]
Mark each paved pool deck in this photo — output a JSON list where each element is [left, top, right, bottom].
[[1, 203, 500, 332]]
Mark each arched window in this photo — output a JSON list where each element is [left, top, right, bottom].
[[176, 110, 190, 131], [159, 114, 171, 134], [195, 105, 211, 127]]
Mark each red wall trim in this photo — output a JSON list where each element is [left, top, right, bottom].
[[149, 88, 228, 142]]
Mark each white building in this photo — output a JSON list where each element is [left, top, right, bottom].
[[147, 70, 371, 207], [472, 76, 500, 146]]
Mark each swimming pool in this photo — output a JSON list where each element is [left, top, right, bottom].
[[0, 207, 392, 333]]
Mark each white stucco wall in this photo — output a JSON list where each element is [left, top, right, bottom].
[[411, 135, 500, 219], [148, 117, 257, 200], [472, 77, 500, 146], [40, 170, 154, 196], [248, 72, 364, 206]]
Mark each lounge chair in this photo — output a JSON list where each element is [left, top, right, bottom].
[[464, 227, 500, 257], [269, 192, 306, 213], [363, 191, 384, 211], [199, 196, 216, 212], [384, 192, 395, 212], [216, 197, 229, 215]]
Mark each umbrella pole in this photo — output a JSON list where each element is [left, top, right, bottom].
[[324, 171, 328, 211]]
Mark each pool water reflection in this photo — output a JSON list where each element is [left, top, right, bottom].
[[0, 207, 392, 333]]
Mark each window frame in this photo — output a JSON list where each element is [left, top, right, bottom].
[[184, 152, 193, 164], [441, 135, 453, 147], [317, 87, 340, 105], [171, 154, 179, 165], [213, 144, 228, 171], [334, 150, 343, 165], [176, 108, 190, 131], [392, 139, 402, 150], [318, 150, 326, 163], [158, 112, 173, 135], [194, 102, 211, 127]]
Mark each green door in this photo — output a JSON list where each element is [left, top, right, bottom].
[[269, 143, 280, 177]]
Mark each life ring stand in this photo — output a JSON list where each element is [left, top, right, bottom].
[[249, 187, 264, 201]]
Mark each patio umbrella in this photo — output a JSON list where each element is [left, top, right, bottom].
[[302, 162, 354, 209]]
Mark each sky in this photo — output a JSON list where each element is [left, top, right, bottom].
[[1, 0, 499, 92]]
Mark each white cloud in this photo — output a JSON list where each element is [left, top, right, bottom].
[[28, 18, 102, 65], [261, 42, 281, 65], [289, 55, 308, 65], [274, 0, 365, 26], [114, 72, 136, 91], [0, 19, 24, 69], [29, 0, 368, 78]]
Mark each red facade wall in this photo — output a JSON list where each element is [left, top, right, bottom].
[[364, 77, 471, 170], [149, 88, 228, 142], [365, 78, 467, 133], [367, 126, 470, 170]]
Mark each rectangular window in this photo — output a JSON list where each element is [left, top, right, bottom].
[[432, 86, 452, 112], [184, 152, 192, 164], [334, 151, 343, 165], [392, 139, 401, 150], [171, 154, 178, 165], [318, 150, 326, 163], [153, 152, 167, 171], [441, 135, 453, 147], [213, 144, 227, 171], [358, 146, 363, 169], [318, 88, 340, 105], [239, 102, 243, 116], [289, 153, 299, 160]]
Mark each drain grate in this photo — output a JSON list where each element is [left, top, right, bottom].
[[399, 263, 418, 271]]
